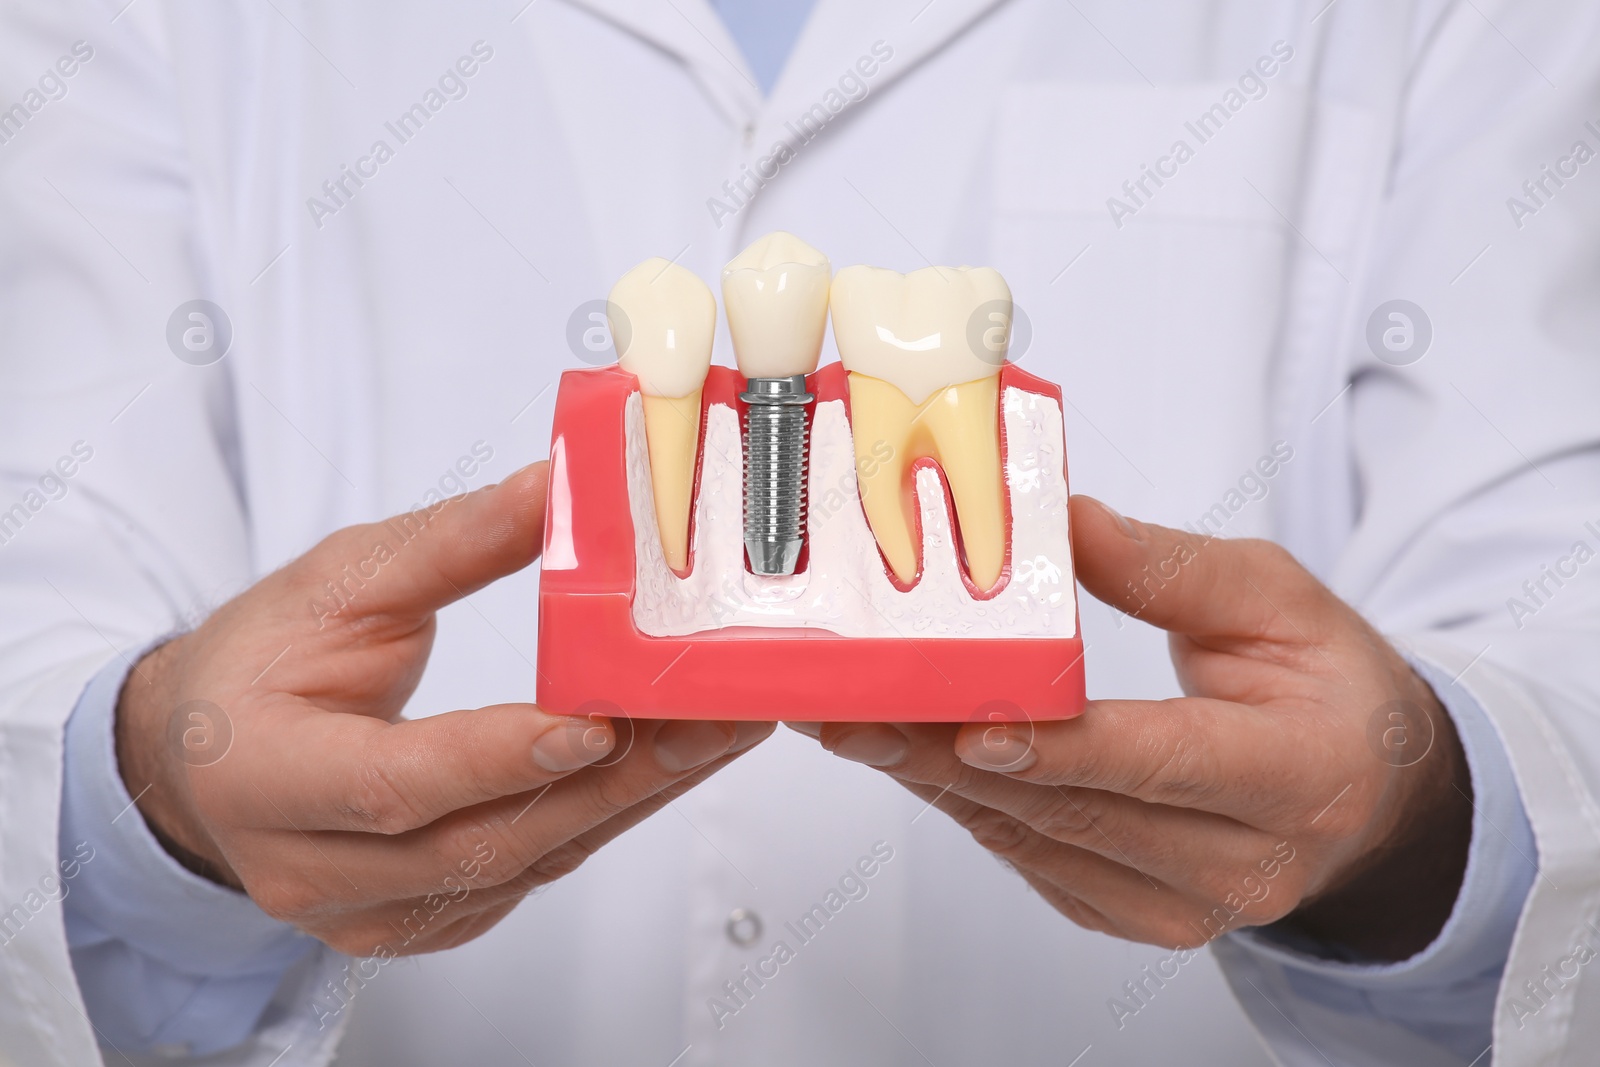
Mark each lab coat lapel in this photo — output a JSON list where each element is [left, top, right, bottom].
[[758, 0, 1009, 141], [558, 0, 762, 125], [710, 0, 1008, 234]]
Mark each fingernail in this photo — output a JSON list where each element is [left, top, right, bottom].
[[958, 726, 1037, 773], [730, 721, 774, 752], [532, 720, 612, 772], [826, 727, 908, 768], [784, 721, 824, 739], [655, 720, 736, 772], [1090, 497, 1139, 540]]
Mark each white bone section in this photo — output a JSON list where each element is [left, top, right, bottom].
[[627, 387, 1076, 639]]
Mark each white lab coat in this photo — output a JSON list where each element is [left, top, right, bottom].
[[2, 0, 1599, 1064]]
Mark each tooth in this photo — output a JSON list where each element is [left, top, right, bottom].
[[830, 265, 1010, 591], [722, 231, 832, 377], [607, 257, 717, 572], [722, 232, 831, 574]]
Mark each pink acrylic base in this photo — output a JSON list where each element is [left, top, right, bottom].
[[536, 362, 1086, 723]]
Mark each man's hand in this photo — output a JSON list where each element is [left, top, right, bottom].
[[117, 462, 771, 957], [798, 496, 1472, 959]]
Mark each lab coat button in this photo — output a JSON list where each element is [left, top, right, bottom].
[[725, 907, 763, 946]]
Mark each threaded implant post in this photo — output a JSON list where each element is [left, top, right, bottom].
[[740, 374, 813, 575]]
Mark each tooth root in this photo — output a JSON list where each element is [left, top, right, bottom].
[[847, 373, 1006, 591], [847, 373, 923, 584], [923, 377, 1005, 590], [641, 392, 703, 571]]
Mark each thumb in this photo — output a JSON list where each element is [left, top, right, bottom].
[[1069, 494, 1326, 641], [295, 460, 549, 622]]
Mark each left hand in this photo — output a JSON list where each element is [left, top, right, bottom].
[[794, 496, 1473, 959]]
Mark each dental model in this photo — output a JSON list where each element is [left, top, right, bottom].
[[538, 239, 1084, 723]]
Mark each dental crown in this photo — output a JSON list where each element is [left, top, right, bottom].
[[722, 231, 832, 379], [829, 265, 1011, 404]]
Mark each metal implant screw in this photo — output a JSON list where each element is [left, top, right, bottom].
[[740, 374, 813, 575]]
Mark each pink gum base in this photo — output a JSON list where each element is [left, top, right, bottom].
[[535, 362, 1087, 723]]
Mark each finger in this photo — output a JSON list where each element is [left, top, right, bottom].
[[561, 722, 775, 856], [291, 460, 549, 623], [952, 698, 1334, 822], [236, 721, 768, 911], [408, 719, 766, 892], [812, 707, 1261, 816], [824, 722, 1273, 885], [420, 723, 776, 913], [424, 897, 523, 954], [896, 780, 1202, 948], [292, 883, 524, 958], [1006, 832, 1291, 949], [1070, 495, 1337, 645], [222, 700, 618, 833], [330, 755, 728, 959]]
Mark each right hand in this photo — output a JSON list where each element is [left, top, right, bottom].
[[116, 461, 771, 956]]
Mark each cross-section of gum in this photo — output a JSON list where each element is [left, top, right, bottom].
[[627, 381, 1076, 639], [536, 362, 1086, 722]]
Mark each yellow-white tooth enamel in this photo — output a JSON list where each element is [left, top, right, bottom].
[[828, 265, 1009, 404], [608, 258, 716, 571], [832, 265, 1012, 591], [721, 232, 832, 379], [609, 258, 716, 398]]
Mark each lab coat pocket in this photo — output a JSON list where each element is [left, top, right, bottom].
[[988, 80, 1314, 518]]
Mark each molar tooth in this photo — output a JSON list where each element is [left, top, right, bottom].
[[607, 258, 716, 572], [830, 265, 1011, 591]]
